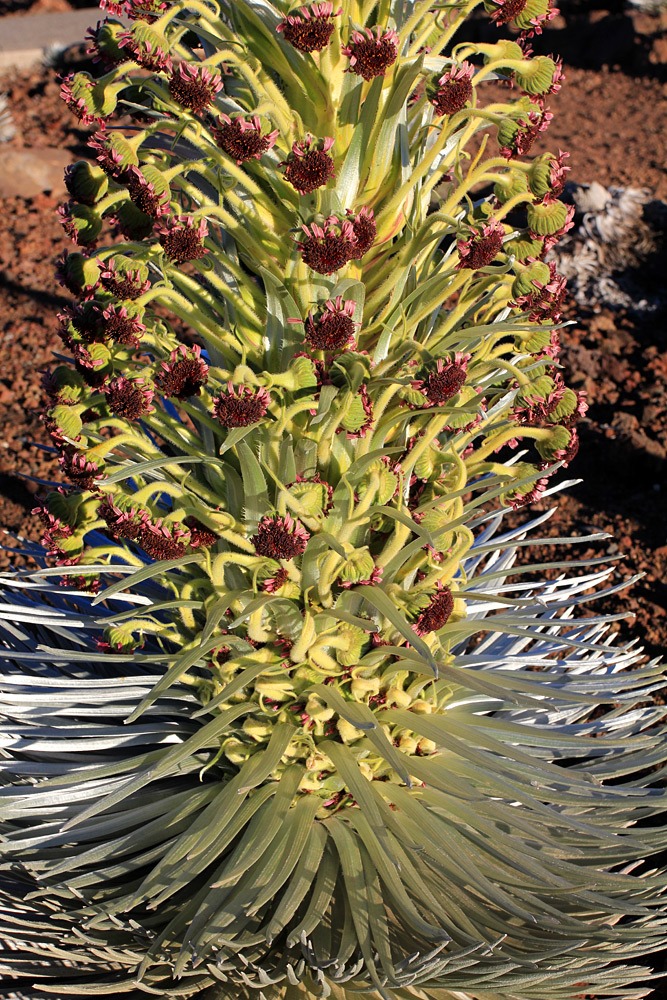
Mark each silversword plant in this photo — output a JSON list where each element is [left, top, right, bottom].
[[1, 1, 666, 998]]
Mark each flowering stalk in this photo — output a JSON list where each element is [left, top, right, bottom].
[[1, 1, 666, 998]]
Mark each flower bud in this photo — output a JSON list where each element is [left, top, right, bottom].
[[334, 625, 368, 667], [58, 202, 104, 247], [513, 56, 558, 96], [526, 199, 571, 236], [493, 169, 529, 205], [49, 404, 84, 440], [337, 546, 377, 587], [536, 425, 571, 462], [511, 260, 551, 298], [242, 717, 274, 742], [350, 675, 381, 701], [64, 161, 109, 205], [56, 251, 102, 296], [337, 717, 362, 743], [103, 624, 141, 652], [503, 234, 545, 261], [286, 476, 332, 517]]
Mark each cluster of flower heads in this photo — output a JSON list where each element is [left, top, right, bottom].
[[46, 0, 579, 648]]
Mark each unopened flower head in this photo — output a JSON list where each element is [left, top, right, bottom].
[[276, 3, 341, 53]]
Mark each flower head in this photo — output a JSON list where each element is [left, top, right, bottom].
[[413, 585, 454, 635], [276, 3, 340, 53], [261, 566, 290, 593], [103, 376, 155, 420], [214, 384, 270, 427], [59, 73, 104, 127], [456, 220, 505, 270], [118, 29, 172, 71], [282, 135, 335, 194], [59, 449, 101, 489], [343, 26, 399, 80], [429, 62, 475, 117], [252, 513, 310, 560], [346, 206, 376, 260], [57, 202, 102, 248], [487, 0, 557, 36], [125, 166, 171, 219], [168, 62, 223, 114], [512, 261, 567, 324], [297, 216, 358, 274], [413, 354, 470, 406], [99, 259, 151, 299], [508, 475, 550, 508], [304, 296, 358, 351], [156, 345, 209, 398], [102, 304, 147, 347], [97, 498, 142, 540], [183, 515, 218, 549], [211, 114, 279, 164], [137, 516, 190, 560], [500, 106, 553, 159], [157, 215, 209, 264]]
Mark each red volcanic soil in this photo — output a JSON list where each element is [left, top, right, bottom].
[[0, 6, 665, 659]]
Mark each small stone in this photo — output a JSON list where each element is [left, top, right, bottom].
[[0, 147, 73, 199]]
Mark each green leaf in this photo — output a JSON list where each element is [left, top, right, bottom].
[[358, 586, 439, 677], [237, 440, 270, 527]]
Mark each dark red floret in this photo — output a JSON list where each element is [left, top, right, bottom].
[[213, 384, 270, 427], [413, 586, 454, 635], [168, 62, 222, 115], [104, 376, 154, 419], [252, 514, 310, 560], [156, 345, 209, 398], [347, 207, 376, 260], [276, 3, 340, 53], [183, 515, 218, 548], [305, 296, 357, 351], [211, 114, 279, 165]]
